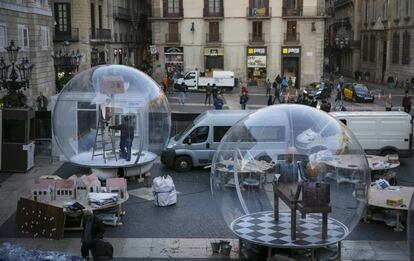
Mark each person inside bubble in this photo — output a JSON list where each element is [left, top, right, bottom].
[[277, 146, 299, 183], [110, 116, 134, 161]]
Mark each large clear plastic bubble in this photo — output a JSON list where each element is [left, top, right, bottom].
[[211, 105, 369, 248], [53, 65, 171, 168]]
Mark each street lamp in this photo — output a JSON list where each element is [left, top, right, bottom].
[[0, 40, 33, 107]]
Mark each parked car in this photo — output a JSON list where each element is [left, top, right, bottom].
[[342, 83, 375, 103], [303, 82, 332, 99]]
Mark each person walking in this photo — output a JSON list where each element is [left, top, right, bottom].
[[265, 79, 271, 96], [81, 210, 105, 260], [240, 92, 249, 110], [275, 74, 282, 89], [338, 75, 344, 89], [240, 83, 249, 95], [403, 91, 412, 114], [212, 84, 219, 99], [179, 82, 187, 105], [273, 84, 281, 104], [267, 95, 273, 106], [334, 85, 342, 109], [162, 75, 168, 93], [385, 94, 393, 111], [205, 83, 212, 105], [214, 95, 224, 110]]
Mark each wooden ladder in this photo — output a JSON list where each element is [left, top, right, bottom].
[[91, 114, 117, 163]]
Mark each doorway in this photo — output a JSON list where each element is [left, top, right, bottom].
[[282, 57, 300, 88]]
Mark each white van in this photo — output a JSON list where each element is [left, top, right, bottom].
[[176, 70, 235, 91], [296, 111, 413, 157], [161, 110, 289, 171]]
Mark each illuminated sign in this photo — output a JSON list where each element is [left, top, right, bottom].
[[282, 47, 300, 55], [247, 47, 266, 55]]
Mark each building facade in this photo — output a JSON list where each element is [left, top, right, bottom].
[[0, 0, 55, 106], [326, 0, 362, 77], [360, 0, 414, 84], [151, 0, 326, 87], [52, 0, 151, 72]]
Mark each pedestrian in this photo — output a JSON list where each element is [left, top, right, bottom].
[[288, 77, 293, 89], [385, 94, 392, 111], [179, 82, 187, 105], [403, 91, 412, 114], [81, 209, 105, 260], [387, 76, 395, 90], [273, 84, 281, 104], [411, 76, 414, 92], [241, 84, 249, 95], [275, 74, 282, 88], [205, 83, 212, 105], [214, 95, 224, 110], [338, 75, 344, 88], [405, 79, 411, 93], [265, 79, 271, 96], [240, 92, 249, 110], [334, 86, 342, 108], [267, 95, 273, 106], [212, 83, 219, 99], [162, 75, 168, 93], [281, 77, 288, 93]]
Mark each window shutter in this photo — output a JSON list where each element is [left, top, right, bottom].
[[0, 26, 5, 48], [179, 0, 183, 16], [298, 0, 303, 11], [163, 0, 167, 17], [18, 25, 24, 48]]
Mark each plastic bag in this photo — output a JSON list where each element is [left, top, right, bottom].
[[152, 175, 177, 207]]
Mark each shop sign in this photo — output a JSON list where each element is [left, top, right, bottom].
[[149, 45, 158, 55], [247, 55, 266, 68], [204, 47, 224, 56], [247, 47, 266, 55], [164, 47, 184, 54], [282, 47, 300, 55], [210, 49, 218, 56]]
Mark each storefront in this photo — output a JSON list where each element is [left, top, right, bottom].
[[281, 47, 301, 88], [165, 47, 184, 80], [247, 47, 267, 86], [204, 47, 224, 75]]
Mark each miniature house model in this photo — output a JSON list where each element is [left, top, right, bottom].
[[55, 179, 76, 200], [106, 178, 127, 199], [76, 174, 101, 199], [32, 179, 56, 202]]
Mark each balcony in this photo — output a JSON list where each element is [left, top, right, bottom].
[[247, 7, 271, 18], [249, 33, 265, 44], [90, 28, 112, 41], [284, 33, 300, 44], [282, 8, 303, 17], [114, 6, 131, 21], [163, 7, 183, 19], [206, 33, 222, 44], [203, 8, 224, 18], [54, 28, 79, 42], [334, 0, 353, 8], [165, 33, 181, 44]]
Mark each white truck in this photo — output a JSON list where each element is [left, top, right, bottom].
[[175, 70, 236, 92]]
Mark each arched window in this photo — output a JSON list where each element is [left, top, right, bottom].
[[369, 35, 376, 62], [392, 32, 400, 64], [402, 31, 411, 65]]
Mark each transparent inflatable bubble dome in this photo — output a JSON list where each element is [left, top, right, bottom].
[[53, 65, 171, 168], [211, 105, 369, 247]]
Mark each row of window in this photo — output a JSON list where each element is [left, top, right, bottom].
[[364, 0, 411, 23], [57, 190, 72, 196], [362, 31, 411, 65], [0, 24, 49, 51]]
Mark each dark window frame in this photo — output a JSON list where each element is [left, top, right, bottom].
[[369, 34, 376, 62], [362, 35, 368, 61], [392, 32, 400, 64], [402, 31, 411, 64], [213, 126, 231, 142]]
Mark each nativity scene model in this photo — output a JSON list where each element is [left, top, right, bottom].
[[210, 105, 370, 258], [52, 65, 171, 178]]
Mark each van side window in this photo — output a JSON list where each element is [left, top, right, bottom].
[[340, 119, 347, 125], [184, 126, 209, 144], [214, 126, 231, 142]]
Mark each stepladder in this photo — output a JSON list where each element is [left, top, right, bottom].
[[91, 113, 117, 163]]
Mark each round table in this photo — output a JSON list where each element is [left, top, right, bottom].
[[231, 211, 348, 249]]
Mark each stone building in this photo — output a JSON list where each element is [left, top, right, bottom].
[[326, 0, 363, 77], [0, 0, 55, 106], [360, 0, 414, 84], [151, 0, 326, 87], [52, 0, 151, 72]]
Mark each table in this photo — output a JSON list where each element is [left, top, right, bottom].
[[367, 186, 414, 231], [366, 155, 400, 183], [47, 193, 129, 231]]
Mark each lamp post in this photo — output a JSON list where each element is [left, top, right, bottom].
[[0, 40, 33, 107], [52, 40, 82, 93]]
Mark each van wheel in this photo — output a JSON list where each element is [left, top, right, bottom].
[[174, 156, 192, 172], [380, 149, 398, 157]]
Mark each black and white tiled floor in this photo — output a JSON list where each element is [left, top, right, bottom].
[[231, 211, 348, 248]]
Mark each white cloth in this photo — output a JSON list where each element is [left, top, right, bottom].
[[152, 175, 177, 207]]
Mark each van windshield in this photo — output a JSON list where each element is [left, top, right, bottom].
[[175, 123, 195, 141]]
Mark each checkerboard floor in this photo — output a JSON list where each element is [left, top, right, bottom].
[[231, 211, 348, 248]]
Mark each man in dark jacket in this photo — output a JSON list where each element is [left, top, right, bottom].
[[205, 83, 212, 105], [81, 210, 105, 260], [403, 91, 412, 114], [111, 116, 134, 161]]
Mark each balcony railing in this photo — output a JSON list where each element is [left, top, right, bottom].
[[282, 8, 303, 16], [165, 33, 181, 43], [284, 33, 300, 44], [249, 33, 265, 43], [90, 28, 112, 40], [203, 8, 224, 18], [54, 28, 79, 42], [114, 6, 131, 20], [163, 8, 183, 18], [334, 0, 352, 8], [206, 33, 222, 43], [247, 7, 271, 18]]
